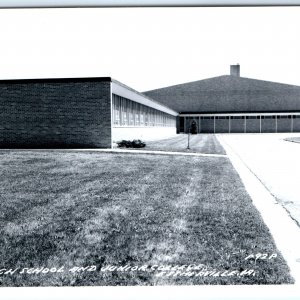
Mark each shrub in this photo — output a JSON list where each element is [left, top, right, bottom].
[[117, 139, 146, 148]]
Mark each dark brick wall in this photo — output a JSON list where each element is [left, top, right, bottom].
[[215, 119, 229, 133], [261, 118, 276, 133], [0, 79, 112, 148], [277, 118, 291, 133], [230, 118, 245, 133], [200, 119, 214, 133], [245, 119, 260, 133], [293, 118, 300, 131], [182, 115, 300, 134]]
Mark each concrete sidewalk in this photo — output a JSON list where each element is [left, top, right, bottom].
[[218, 133, 300, 285], [0, 147, 226, 158], [218, 133, 300, 226]]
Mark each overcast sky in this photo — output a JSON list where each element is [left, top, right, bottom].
[[0, 7, 299, 91]]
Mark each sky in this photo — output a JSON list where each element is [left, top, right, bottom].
[[0, 7, 300, 91]]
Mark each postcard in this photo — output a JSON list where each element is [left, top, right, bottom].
[[0, 3, 299, 300]]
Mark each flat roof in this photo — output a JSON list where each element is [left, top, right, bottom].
[[0, 76, 178, 116], [0, 77, 112, 84], [111, 79, 178, 116]]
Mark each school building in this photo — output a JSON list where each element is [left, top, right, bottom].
[[145, 65, 300, 134], [1, 65, 300, 148], [0, 77, 177, 148]]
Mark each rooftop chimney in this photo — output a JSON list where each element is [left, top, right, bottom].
[[230, 64, 240, 77]]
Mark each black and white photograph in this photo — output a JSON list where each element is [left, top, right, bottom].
[[0, 1, 300, 299]]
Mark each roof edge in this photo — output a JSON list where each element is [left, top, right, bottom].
[[143, 75, 229, 93], [111, 78, 179, 115], [179, 110, 300, 115], [0, 77, 112, 84], [144, 75, 300, 93]]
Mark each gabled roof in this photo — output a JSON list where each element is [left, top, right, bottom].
[[144, 75, 300, 113]]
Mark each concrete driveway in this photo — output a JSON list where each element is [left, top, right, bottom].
[[217, 133, 300, 227]]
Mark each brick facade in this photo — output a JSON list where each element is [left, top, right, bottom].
[[0, 78, 112, 148], [230, 119, 245, 133]]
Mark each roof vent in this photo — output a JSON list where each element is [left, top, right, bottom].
[[230, 64, 240, 77]]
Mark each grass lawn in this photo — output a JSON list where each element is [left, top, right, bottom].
[[117, 134, 226, 155], [0, 150, 293, 286]]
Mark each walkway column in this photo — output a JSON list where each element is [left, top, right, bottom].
[[213, 116, 216, 133], [260, 115, 262, 133]]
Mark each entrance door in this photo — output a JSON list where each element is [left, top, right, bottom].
[[179, 117, 185, 133], [190, 120, 198, 134]]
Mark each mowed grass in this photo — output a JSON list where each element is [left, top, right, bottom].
[[0, 150, 293, 286], [121, 134, 226, 155]]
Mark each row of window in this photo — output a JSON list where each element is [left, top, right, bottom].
[[112, 94, 176, 127], [184, 115, 300, 120]]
